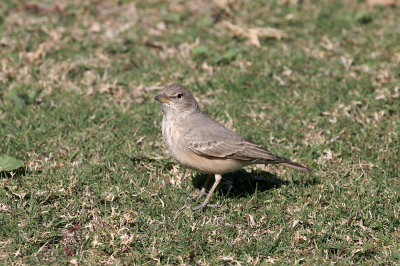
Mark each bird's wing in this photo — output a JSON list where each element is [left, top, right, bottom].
[[181, 113, 281, 162]]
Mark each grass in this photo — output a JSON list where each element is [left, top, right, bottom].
[[1, 0, 399, 264]]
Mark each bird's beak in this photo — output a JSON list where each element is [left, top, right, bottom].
[[154, 93, 170, 104]]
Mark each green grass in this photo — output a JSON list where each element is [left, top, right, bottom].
[[1, 0, 399, 264]]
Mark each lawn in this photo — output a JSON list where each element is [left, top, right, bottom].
[[1, 0, 399, 264]]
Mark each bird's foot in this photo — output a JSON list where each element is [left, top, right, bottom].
[[192, 202, 221, 212], [187, 188, 207, 202]]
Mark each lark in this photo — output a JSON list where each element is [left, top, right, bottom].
[[155, 84, 310, 211]]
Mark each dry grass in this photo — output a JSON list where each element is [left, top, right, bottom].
[[1, 0, 399, 264]]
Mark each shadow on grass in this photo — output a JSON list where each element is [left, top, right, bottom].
[[0, 167, 27, 179], [191, 169, 294, 199]]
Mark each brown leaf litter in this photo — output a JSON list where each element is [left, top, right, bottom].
[[367, 0, 397, 7], [222, 21, 287, 47]]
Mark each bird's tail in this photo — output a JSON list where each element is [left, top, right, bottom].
[[280, 161, 311, 173]]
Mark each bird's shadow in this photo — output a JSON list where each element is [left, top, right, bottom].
[[191, 169, 298, 199]]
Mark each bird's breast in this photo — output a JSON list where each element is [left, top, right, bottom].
[[162, 116, 183, 161]]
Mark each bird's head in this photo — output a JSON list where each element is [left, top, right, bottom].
[[155, 84, 200, 116]]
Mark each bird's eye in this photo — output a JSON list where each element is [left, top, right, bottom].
[[177, 93, 183, 99]]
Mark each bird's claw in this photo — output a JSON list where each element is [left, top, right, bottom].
[[187, 189, 207, 202], [192, 202, 221, 212]]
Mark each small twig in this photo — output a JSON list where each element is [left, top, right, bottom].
[[23, 125, 32, 140]]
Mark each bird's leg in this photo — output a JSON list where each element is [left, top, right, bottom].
[[187, 174, 212, 201], [193, 174, 222, 211]]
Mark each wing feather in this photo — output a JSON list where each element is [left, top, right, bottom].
[[181, 113, 279, 162]]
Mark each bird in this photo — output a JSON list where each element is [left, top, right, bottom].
[[155, 84, 310, 211]]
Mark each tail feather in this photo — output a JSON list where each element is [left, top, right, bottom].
[[280, 161, 311, 173], [251, 153, 311, 173]]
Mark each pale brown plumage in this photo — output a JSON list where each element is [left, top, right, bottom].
[[155, 84, 310, 211]]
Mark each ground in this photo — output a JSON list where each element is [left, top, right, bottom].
[[0, 0, 399, 264]]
